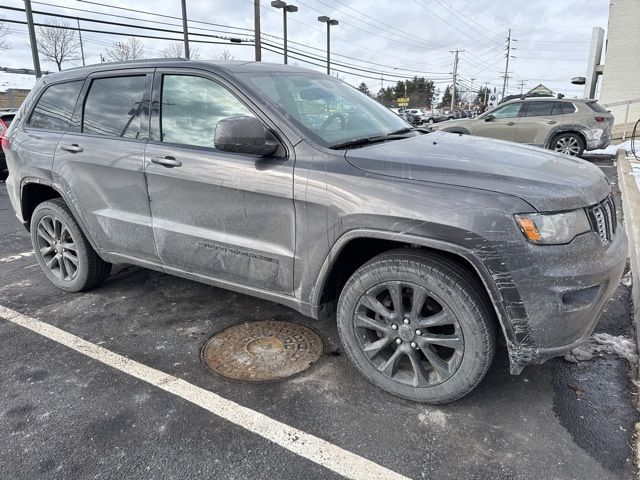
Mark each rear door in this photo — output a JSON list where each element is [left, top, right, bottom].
[[514, 101, 562, 146], [144, 69, 295, 293], [472, 101, 524, 141], [54, 69, 160, 262], [11, 81, 83, 174]]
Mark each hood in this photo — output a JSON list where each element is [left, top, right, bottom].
[[345, 131, 610, 211]]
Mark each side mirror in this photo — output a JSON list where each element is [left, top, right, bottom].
[[484, 113, 495, 122], [214, 116, 280, 156]]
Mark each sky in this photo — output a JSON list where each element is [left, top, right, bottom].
[[0, 0, 611, 104]]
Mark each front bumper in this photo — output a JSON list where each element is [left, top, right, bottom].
[[505, 226, 627, 373]]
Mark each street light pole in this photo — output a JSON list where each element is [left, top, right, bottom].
[[317, 16, 338, 75], [271, 1, 298, 65]]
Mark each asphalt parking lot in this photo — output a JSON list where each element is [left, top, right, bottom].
[[0, 157, 638, 480]]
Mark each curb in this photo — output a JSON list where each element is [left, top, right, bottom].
[[617, 150, 640, 377]]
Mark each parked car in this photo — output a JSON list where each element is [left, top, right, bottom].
[[0, 110, 16, 171], [403, 108, 424, 125], [3, 60, 626, 404], [435, 97, 613, 156], [423, 112, 448, 125]]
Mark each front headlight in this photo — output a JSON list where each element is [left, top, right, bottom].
[[515, 210, 591, 245]]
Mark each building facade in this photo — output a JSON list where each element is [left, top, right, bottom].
[[598, 0, 640, 133]]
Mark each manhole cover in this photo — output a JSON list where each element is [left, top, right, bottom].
[[201, 321, 323, 381]]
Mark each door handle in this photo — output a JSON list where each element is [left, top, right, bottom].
[[507, 122, 516, 126], [547, 120, 558, 125], [60, 144, 84, 153], [151, 156, 182, 168]]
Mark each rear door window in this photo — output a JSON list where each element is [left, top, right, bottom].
[[28, 81, 83, 131], [83, 76, 146, 139], [552, 102, 576, 115], [523, 101, 556, 117]]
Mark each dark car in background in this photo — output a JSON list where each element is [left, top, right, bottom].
[[2, 60, 627, 404], [0, 110, 16, 171]]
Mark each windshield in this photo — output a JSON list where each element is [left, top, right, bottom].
[[237, 72, 410, 147]]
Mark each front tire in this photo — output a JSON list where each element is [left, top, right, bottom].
[[30, 199, 111, 292], [550, 132, 585, 157], [337, 249, 496, 404]]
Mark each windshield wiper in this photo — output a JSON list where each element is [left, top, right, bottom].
[[329, 129, 418, 150]]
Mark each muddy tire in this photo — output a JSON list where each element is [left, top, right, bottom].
[[30, 199, 111, 292], [337, 249, 497, 404]]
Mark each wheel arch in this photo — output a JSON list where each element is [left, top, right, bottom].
[[544, 127, 587, 149], [310, 229, 514, 347], [20, 178, 105, 258]]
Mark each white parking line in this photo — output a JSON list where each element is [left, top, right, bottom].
[[0, 304, 410, 480]]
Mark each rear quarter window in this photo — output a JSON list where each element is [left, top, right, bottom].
[[28, 81, 83, 131], [586, 101, 609, 113]]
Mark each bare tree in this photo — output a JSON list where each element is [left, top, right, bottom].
[[36, 18, 80, 71], [104, 37, 145, 62], [161, 41, 200, 60], [214, 50, 235, 61], [0, 18, 9, 51]]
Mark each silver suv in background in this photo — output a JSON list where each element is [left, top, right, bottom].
[[435, 97, 613, 156]]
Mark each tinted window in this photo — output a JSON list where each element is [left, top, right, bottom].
[[160, 75, 254, 148], [28, 81, 82, 131], [491, 102, 523, 119], [524, 101, 555, 117], [587, 101, 608, 113], [552, 102, 576, 115], [83, 76, 146, 139]]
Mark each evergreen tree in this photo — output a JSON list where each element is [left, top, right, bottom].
[[357, 82, 371, 96]]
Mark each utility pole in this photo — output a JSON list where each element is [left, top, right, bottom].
[[450, 49, 462, 110], [254, 0, 262, 61], [517, 79, 527, 96], [24, 0, 41, 78], [181, 0, 190, 59], [469, 77, 476, 107], [77, 18, 85, 66], [501, 28, 512, 98], [483, 82, 489, 105]]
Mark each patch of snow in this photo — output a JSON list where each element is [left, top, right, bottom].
[[589, 140, 635, 156], [564, 333, 638, 363], [621, 270, 633, 288]]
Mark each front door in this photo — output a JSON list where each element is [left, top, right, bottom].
[[144, 70, 296, 294], [473, 101, 524, 142]]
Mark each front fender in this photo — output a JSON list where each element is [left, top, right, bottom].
[[310, 228, 532, 371]]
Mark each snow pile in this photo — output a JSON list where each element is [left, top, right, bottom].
[[621, 270, 633, 288], [564, 333, 638, 363], [588, 140, 635, 156]]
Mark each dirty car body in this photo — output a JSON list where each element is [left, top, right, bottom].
[[3, 60, 627, 402]]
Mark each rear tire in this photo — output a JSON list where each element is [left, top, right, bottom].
[[550, 132, 585, 157], [337, 249, 496, 404], [30, 199, 111, 292]]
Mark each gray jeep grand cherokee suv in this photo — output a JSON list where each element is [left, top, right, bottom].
[[3, 60, 627, 403]]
